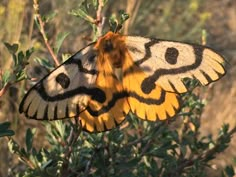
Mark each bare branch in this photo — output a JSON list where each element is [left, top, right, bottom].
[[96, 0, 105, 37], [0, 83, 10, 97], [33, 0, 60, 67]]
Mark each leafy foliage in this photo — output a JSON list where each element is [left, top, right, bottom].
[[7, 107, 235, 176], [1, 43, 33, 87], [0, 122, 14, 137]]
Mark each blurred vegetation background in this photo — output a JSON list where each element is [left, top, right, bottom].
[[0, 0, 235, 176]]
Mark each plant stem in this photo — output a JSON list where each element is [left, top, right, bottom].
[[33, 0, 60, 66], [96, 0, 105, 37], [0, 83, 10, 97]]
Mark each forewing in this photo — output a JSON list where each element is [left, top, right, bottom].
[[125, 36, 226, 94], [19, 44, 99, 120]]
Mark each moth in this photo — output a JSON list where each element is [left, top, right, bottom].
[[19, 31, 226, 133]]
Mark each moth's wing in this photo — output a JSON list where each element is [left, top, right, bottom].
[[122, 51, 180, 121], [19, 44, 99, 120], [79, 54, 130, 133], [125, 36, 226, 94], [20, 43, 130, 133]]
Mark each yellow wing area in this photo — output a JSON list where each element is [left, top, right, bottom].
[[79, 35, 130, 132], [79, 71, 129, 132], [122, 51, 180, 121]]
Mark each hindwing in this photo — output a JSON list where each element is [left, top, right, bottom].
[[122, 51, 180, 121]]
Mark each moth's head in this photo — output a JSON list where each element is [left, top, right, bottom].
[[95, 32, 126, 68], [95, 31, 126, 52]]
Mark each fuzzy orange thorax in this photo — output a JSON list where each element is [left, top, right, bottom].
[[94, 32, 127, 68]]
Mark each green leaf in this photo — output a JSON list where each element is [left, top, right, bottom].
[[2, 70, 12, 86], [0, 121, 11, 130], [26, 128, 36, 152], [119, 10, 129, 24], [34, 57, 54, 70], [0, 129, 15, 137], [69, 8, 94, 23], [4, 42, 19, 54], [8, 138, 20, 154], [17, 51, 25, 65], [54, 120, 66, 138], [41, 159, 53, 169], [61, 53, 72, 62], [34, 17, 40, 30], [16, 70, 26, 82], [26, 47, 34, 60], [102, 0, 108, 5], [108, 11, 129, 32], [109, 14, 118, 32], [219, 124, 230, 136], [54, 32, 70, 55], [225, 165, 235, 177], [0, 122, 15, 137], [118, 158, 141, 169], [0, 130, 15, 137], [92, 0, 98, 9], [143, 156, 151, 168], [12, 54, 17, 65], [42, 11, 57, 23]]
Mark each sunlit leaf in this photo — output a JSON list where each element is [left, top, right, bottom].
[[0, 122, 15, 137], [69, 8, 95, 23], [225, 165, 235, 177], [34, 57, 54, 70], [26, 48, 34, 60], [26, 128, 36, 152], [4, 42, 18, 54], [54, 32, 70, 55], [42, 11, 57, 23], [119, 10, 129, 24], [2, 70, 12, 86]]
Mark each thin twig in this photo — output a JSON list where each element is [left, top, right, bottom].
[[96, 0, 105, 37], [0, 67, 9, 97], [20, 155, 36, 169], [84, 147, 97, 177], [33, 0, 60, 66], [140, 139, 153, 156], [0, 83, 10, 97], [61, 121, 82, 176]]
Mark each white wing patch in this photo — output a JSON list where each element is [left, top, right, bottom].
[[19, 44, 99, 120], [126, 36, 226, 93]]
